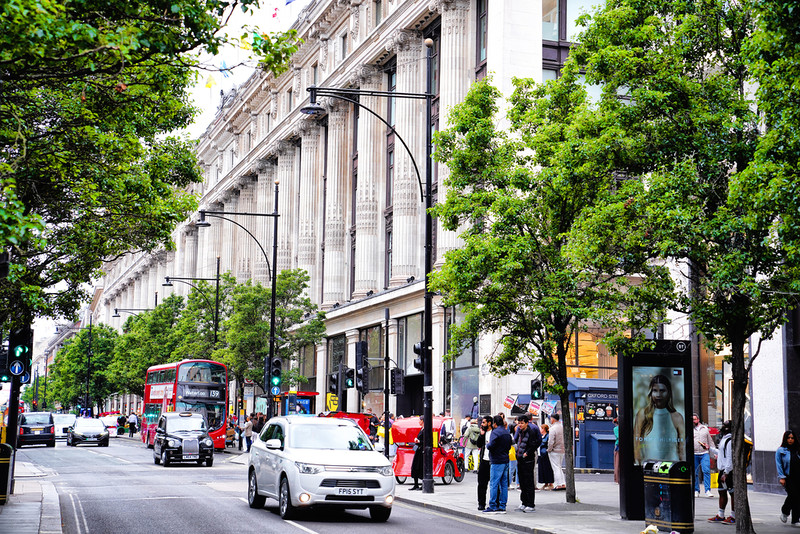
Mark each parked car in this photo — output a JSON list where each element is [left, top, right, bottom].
[[18, 412, 56, 448], [247, 416, 395, 521], [99, 415, 119, 437], [53, 413, 77, 440], [67, 418, 109, 447], [153, 412, 214, 467]]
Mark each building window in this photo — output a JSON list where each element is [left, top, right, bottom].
[[327, 335, 346, 375], [566, 0, 600, 42], [359, 324, 385, 395], [340, 32, 348, 61], [229, 148, 235, 168], [476, 0, 488, 80], [374, 0, 383, 27], [385, 227, 392, 288], [312, 64, 318, 86], [397, 313, 423, 375], [543, 0, 559, 41], [287, 88, 293, 111], [444, 307, 480, 417], [247, 132, 252, 152], [298, 344, 317, 393]]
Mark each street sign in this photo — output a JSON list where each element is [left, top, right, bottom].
[[270, 386, 280, 396], [20, 372, 30, 384], [9, 360, 24, 376], [326, 393, 338, 411]]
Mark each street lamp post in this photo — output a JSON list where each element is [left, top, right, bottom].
[[301, 39, 436, 493], [196, 179, 280, 419], [163, 257, 221, 343]]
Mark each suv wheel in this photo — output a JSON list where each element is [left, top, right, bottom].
[[247, 469, 266, 509], [369, 506, 392, 522], [279, 477, 296, 520]]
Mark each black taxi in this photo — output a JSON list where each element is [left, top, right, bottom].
[[153, 412, 214, 467]]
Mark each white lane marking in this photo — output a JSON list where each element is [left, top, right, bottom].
[[69, 494, 81, 534], [239, 497, 248, 504], [76, 493, 90, 534], [285, 520, 320, 534], [394, 501, 517, 533]]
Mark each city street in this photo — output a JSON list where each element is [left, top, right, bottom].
[[15, 439, 527, 534]]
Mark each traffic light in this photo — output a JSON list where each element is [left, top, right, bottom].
[[270, 357, 282, 388], [390, 367, 405, 395], [345, 367, 355, 388], [531, 378, 543, 401], [355, 340, 369, 393], [412, 342, 423, 372], [328, 371, 339, 394], [8, 325, 33, 379]]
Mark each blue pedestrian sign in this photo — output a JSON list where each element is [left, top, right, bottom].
[[270, 386, 280, 396], [9, 360, 24, 376]]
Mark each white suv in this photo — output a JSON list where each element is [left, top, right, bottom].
[[247, 416, 395, 521]]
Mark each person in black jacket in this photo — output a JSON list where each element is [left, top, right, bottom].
[[515, 414, 542, 512], [409, 417, 424, 490], [476, 415, 493, 510], [485, 415, 513, 513]]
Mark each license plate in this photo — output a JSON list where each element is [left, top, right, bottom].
[[337, 488, 365, 495], [34, 430, 41, 435], [184, 454, 199, 460]]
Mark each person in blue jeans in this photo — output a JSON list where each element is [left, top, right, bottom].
[[484, 414, 512, 514]]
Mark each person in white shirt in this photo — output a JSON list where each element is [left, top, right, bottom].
[[708, 421, 735, 525], [127, 412, 138, 436]]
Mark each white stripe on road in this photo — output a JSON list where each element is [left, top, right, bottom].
[[69, 493, 90, 534], [285, 520, 320, 534], [85, 449, 131, 464]]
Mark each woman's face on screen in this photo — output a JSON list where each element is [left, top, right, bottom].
[[650, 382, 669, 409]]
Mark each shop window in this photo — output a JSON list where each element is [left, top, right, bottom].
[[397, 313, 423, 375], [476, 0, 488, 79], [298, 344, 317, 393]]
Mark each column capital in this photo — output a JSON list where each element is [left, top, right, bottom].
[[348, 64, 381, 88], [384, 29, 422, 54]]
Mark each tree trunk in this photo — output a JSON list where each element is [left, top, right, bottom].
[[730, 337, 756, 534], [561, 389, 577, 503]]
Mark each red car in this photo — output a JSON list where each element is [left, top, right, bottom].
[[391, 416, 464, 485]]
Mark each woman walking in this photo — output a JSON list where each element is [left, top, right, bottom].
[[777, 430, 800, 525], [538, 423, 554, 490]]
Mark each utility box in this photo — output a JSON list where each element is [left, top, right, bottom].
[[643, 460, 694, 533], [0, 443, 13, 505]]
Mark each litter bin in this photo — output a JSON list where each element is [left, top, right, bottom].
[[0, 443, 13, 505], [643, 460, 694, 533]]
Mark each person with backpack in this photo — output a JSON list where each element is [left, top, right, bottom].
[[464, 417, 481, 471], [708, 421, 735, 525]]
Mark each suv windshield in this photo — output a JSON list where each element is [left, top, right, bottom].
[[21, 413, 51, 425], [168, 416, 206, 432], [291, 424, 374, 451]]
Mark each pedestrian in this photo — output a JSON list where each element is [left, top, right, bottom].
[[464, 417, 482, 471], [484, 414, 512, 514], [538, 423, 554, 489], [613, 418, 620, 484], [515, 413, 542, 512], [243, 414, 254, 452], [366, 408, 379, 443], [471, 396, 480, 419], [461, 415, 472, 438], [127, 412, 138, 436], [508, 421, 518, 490], [708, 420, 735, 525], [777, 430, 800, 525], [409, 417, 424, 491], [693, 413, 714, 497], [548, 414, 566, 490], [476, 415, 492, 510]]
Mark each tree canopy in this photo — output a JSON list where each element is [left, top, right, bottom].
[[0, 0, 300, 328]]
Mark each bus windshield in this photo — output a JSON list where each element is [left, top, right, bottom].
[[176, 401, 225, 431], [178, 362, 226, 384]]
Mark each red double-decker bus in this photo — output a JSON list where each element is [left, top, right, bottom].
[[142, 359, 228, 449]]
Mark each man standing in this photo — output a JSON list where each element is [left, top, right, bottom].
[[708, 421, 735, 524], [548, 414, 566, 490], [243, 414, 254, 452], [693, 413, 714, 497], [471, 396, 480, 419], [464, 417, 482, 471], [127, 412, 138, 436], [515, 414, 542, 512], [476, 416, 492, 510], [484, 415, 513, 514]]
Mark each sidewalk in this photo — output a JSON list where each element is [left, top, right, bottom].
[[0, 460, 61, 534], [396, 472, 792, 534]]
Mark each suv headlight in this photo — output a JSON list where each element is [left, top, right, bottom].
[[167, 439, 180, 448], [379, 466, 394, 477], [295, 462, 324, 475]]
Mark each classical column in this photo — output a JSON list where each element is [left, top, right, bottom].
[[237, 177, 257, 281], [276, 141, 296, 272], [322, 102, 349, 307], [221, 189, 240, 277], [147, 259, 158, 308], [435, 0, 471, 263], [207, 201, 224, 277], [352, 66, 383, 298], [184, 228, 199, 291], [255, 159, 276, 284], [298, 122, 321, 287], [386, 30, 424, 286]]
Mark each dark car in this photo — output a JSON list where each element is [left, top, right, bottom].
[[18, 412, 56, 448], [67, 418, 110, 447], [153, 412, 214, 467]]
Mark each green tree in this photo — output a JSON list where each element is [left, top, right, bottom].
[[431, 76, 673, 503], [109, 294, 185, 397], [20, 375, 52, 411], [0, 0, 300, 328], [171, 273, 237, 361], [48, 323, 118, 412], [565, 1, 799, 530], [213, 269, 326, 395]]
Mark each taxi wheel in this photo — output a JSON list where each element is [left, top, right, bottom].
[[441, 461, 455, 485], [369, 506, 392, 522], [161, 450, 170, 467], [279, 477, 296, 520], [395, 476, 406, 485], [248, 469, 266, 509], [206, 457, 213, 467], [154, 453, 160, 465]]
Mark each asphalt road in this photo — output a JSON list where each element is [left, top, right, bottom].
[[17, 438, 526, 534]]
